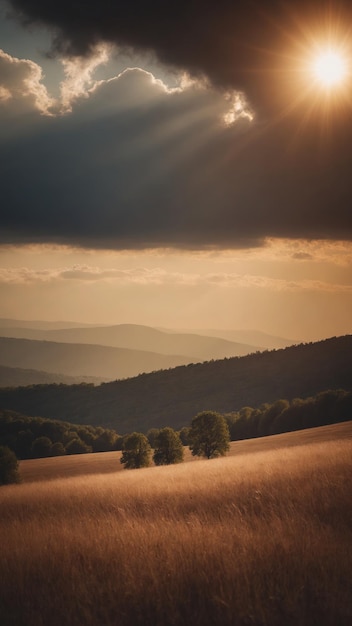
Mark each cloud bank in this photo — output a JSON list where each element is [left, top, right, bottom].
[[1, 0, 352, 250], [2, 264, 351, 294], [1, 58, 351, 249], [7, 0, 352, 115]]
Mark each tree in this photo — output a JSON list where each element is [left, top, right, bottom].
[[76, 426, 96, 448], [189, 411, 230, 459], [120, 432, 151, 469], [50, 442, 66, 456], [66, 438, 92, 455], [0, 446, 20, 485], [63, 430, 82, 445], [146, 428, 160, 448], [153, 427, 184, 466], [258, 399, 289, 437], [14, 430, 34, 459], [92, 429, 119, 452], [179, 426, 190, 446], [31, 436, 53, 458], [38, 420, 66, 443]]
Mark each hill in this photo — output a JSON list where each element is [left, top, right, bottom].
[[0, 365, 105, 387], [0, 323, 260, 360], [0, 318, 100, 330], [18, 420, 352, 483], [2, 431, 352, 626], [161, 327, 296, 350], [0, 317, 295, 352], [0, 336, 193, 380], [0, 335, 350, 432]]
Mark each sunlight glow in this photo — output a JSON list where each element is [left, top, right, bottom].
[[311, 49, 348, 87], [271, 7, 352, 127]]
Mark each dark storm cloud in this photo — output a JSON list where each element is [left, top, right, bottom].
[[1, 0, 352, 249], [1, 66, 351, 250], [7, 0, 352, 115]]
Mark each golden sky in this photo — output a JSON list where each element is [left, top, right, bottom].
[[1, 240, 351, 340]]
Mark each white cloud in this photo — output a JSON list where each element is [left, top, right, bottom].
[[223, 91, 254, 125], [228, 238, 352, 267], [0, 45, 254, 129], [0, 85, 11, 101], [0, 267, 63, 284], [58, 44, 110, 114], [0, 48, 54, 115], [1, 264, 351, 293], [0, 45, 111, 117]]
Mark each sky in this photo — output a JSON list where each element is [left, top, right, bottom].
[[0, 0, 351, 341]]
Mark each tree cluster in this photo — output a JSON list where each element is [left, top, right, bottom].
[[121, 415, 228, 469], [224, 389, 352, 441], [120, 390, 352, 469], [0, 410, 122, 460], [121, 427, 185, 469]]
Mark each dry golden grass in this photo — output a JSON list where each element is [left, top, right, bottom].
[[1, 423, 352, 626]]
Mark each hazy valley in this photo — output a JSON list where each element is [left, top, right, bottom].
[[0, 319, 280, 384]]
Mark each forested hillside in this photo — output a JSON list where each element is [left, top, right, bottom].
[[0, 335, 350, 432]]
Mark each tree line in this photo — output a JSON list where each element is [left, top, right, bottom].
[[1, 388, 351, 463], [1, 388, 351, 483], [0, 410, 123, 460], [0, 389, 352, 459], [0, 411, 229, 483], [223, 388, 352, 440]]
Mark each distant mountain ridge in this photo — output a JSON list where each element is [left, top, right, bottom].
[[172, 328, 297, 350], [0, 323, 261, 360], [0, 318, 102, 330], [0, 336, 193, 380], [0, 335, 350, 434], [0, 365, 105, 387]]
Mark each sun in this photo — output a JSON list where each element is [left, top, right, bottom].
[[311, 49, 348, 88]]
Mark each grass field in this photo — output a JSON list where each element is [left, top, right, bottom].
[[1, 422, 352, 625], [19, 420, 352, 483]]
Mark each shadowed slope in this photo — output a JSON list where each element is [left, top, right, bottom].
[[0, 336, 350, 431]]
